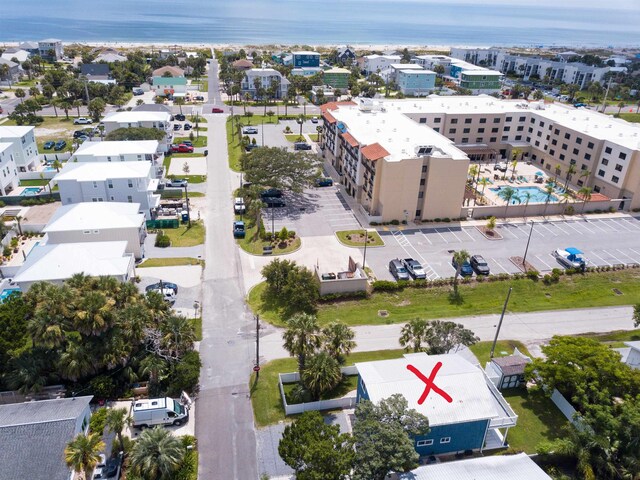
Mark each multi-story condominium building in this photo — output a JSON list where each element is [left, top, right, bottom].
[[363, 54, 402, 75], [0, 143, 18, 195], [102, 111, 172, 153], [397, 70, 436, 96], [0, 125, 39, 172], [381, 63, 425, 83], [283, 51, 321, 68], [290, 67, 323, 77], [241, 68, 289, 100], [450, 47, 503, 67], [459, 70, 503, 94], [449, 59, 487, 79], [321, 96, 640, 222], [37, 38, 63, 60], [71, 140, 164, 178], [323, 67, 350, 89], [55, 162, 160, 219], [412, 55, 452, 72]]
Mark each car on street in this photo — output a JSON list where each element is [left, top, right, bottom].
[[470, 255, 490, 275], [260, 188, 283, 198], [574, 103, 587, 108], [552, 247, 587, 270], [181, 141, 193, 147], [311, 117, 319, 123], [74, 117, 92, 125], [175, 114, 186, 121], [184, 123, 192, 131], [294, 142, 312, 151], [43, 141, 55, 149], [170, 143, 194, 153], [54, 140, 67, 151], [315, 177, 333, 187], [234, 197, 246, 214], [166, 178, 188, 187], [243, 127, 258, 134], [194, 95, 205, 101], [233, 221, 246, 238], [212, 107, 224, 113], [148, 287, 176, 304], [76, 135, 89, 143], [401, 258, 427, 279], [389, 258, 411, 281], [145, 281, 178, 294], [244, 144, 259, 152], [262, 197, 286, 207], [452, 256, 474, 277], [173, 124, 182, 131], [73, 130, 87, 138]]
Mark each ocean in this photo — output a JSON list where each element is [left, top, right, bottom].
[[1, 0, 639, 47]]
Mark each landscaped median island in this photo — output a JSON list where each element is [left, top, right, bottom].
[[248, 268, 640, 327], [236, 219, 301, 255], [335, 229, 384, 247], [137, 257, 204, 268]]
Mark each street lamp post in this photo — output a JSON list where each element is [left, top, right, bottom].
[[522, 221, 535, 269], [362, 229, 368, 271], [255, 314, 260, 380], [490, 287, 513, 359], [183, 183, 191, 228]]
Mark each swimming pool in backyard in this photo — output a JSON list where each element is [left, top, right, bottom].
[[489, 186, 559, 204], [20, 187, 41, 196], [0, 288, 20, 302]]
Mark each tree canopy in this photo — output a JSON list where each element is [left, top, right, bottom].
[[105, 127, 166, 142], [399, 319, 478, 355]]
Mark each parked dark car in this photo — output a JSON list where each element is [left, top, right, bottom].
[[233, 221, 246, 238], [262, 197, 286, 207], [73, 130, 86, 138], [173, 124, 182, 131], [389, 258, 410, 281], [181, 141, 193, 147], [43, 141, 55, 149], [184, 123, 192, 131], [260, 188, 283, 198], [175, 114, 186, 121], [145, 281, 178, 294], [245, 144, 259, 152], [452, 256, 474, 277], [294, 142, 312, 151], [470, 255, 490, 275], [315, 177, 333, 187], [54, 140, 67, 151]]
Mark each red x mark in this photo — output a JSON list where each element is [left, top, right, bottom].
[[407, 362, 453, 405]]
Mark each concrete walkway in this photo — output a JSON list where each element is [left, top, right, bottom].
[[136, 265, 203, 288], [260, 305, 636, 362]]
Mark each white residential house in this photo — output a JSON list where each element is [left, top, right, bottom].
[[1, 49, 30, 64], [43, 202, 147, 259], [71, 140, 164, 178], [0, 58, 21, 82], [619, 341, 640, 369], [363, 54, 402, 75], [12, 241, 135, 291], [102, 111, 172, 153], [0, 125, 39, 172], [380, 63, 425, 83], [38, 38, 63, 61], [0, 143, 19, 195], [241, 68, 290, 100], [55, 162, 160, 219]]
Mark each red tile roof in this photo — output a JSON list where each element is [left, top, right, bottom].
[[341, 132, 359, 147], [323, 111, 337, 124], [320, 101, 356, 113], [579, 192, 609, 202], [361, 143, 390, 161]]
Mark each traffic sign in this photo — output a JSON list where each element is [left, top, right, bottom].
[[253, 365, 261, 372]]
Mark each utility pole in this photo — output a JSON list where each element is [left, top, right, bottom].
[[600, 76, 613, 113], [490, 287, 512, 359], [522, 221, 534, 269], [362, 229, 368, 271], [183, 184, 191, 227], [255, 314, 260, 380]]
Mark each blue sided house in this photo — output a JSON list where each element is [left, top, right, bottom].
[[356, 352, 518, 456]]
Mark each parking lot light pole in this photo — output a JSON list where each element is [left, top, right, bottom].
[[255, 314, 260, 380], [490, 287, 512, 359], [362, 229, 368, 271], [183, 184, 191, 228], [522, 221, 535, 269]]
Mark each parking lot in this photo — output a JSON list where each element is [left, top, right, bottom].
[[262, 185, 360, 237], [366, 216, 640, 281]]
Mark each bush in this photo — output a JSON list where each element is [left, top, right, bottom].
[[542, 274, 552, 285], [155, 234, 171, 248], [288, 230, 296, 238], [89, 407, 107, 434], [390, 219, 400, 225], [443, 217, 451, 222], [166, 350, 202, 396], [318, 290, 369, 302], [2, 246, 11, 257], [526, 270, 540, 280], [89, 375, 116, 399], [369, 222, 378, 226], [372, 280, 404, 292], [434, 218, 441, 222]]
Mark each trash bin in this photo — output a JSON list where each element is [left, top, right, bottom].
[[204, 149, 208, 157]]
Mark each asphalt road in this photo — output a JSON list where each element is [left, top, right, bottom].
[[195, 58, 258, 480]]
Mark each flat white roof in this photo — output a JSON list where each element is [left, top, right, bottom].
[[399, 453, 551, 480], [43, 202, 144, 233], [133, 397, 170, 412], [0, 142, 13, 155], [74, 140, 159, 157], [292, 50, 320, 56], [461, 69, 503, 76], [13, 242, 131, 284], [356, 353, 511, 426], [55, 161, 152, 181], [399, 69, 436, 75], [103, 111, 170, 123], [0, 125, 34, 138], [391, 63, 424, 70], [247, 68, 282, 76]]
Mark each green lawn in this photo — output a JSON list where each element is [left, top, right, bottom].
[[469, 340, 531, 366], [174, 136, 207, 148], [616, 113, 640, 123], [137, 257, 203, 268], [285, 134, 305, 143], [190, 78, 208, 92], [250, 349, 405, 427], [19, 179, 49, 187], [14, 79, 38, 87], [226, 117, 244, 172], [502, 388, 569, 453], [308, 134, 319, 142], [193, 317, 202, 341], [578, 328, 640, 348], [169, 152, 200, 158], [335, 230, 385, 247], [236, 219, 301, 255], [236, 114, 279, 125], [248, 269, 640, 327], [196, 126, 208, 132], [162, 221, 205, 247]]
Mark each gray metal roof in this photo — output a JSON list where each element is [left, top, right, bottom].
[[492, 355, 529, 376], [398, 453, 551, 480], [0, 396, 92, 426]]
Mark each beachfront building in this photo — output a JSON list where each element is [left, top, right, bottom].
[[459, 70, 503, 94], [380, 63, 425, 83], [151, 75, 188, 98], [38, 38, 63, 60], [283, 51, 321, 68], [356, 353, 518, 455], [320, 96, 640, 221], [0, 125, 39, 172], [0, 143, 19, 195], [290, 67, 323, 77], [363, 54, 402, 75], [450, 47, 503, 68], [1, 48, 29, 63], [55, 162, 160, 219], [102, 111, 172, 153], [397, 70, 436, 96], [412, 55, 452, 72], [323, 67, 350, 89], [336, 46, 356, 63], [241, 68, 289, 100], [71, 140, 164, 178]]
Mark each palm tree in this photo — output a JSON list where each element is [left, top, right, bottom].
[[0, 64, 10, 89], [510, 148, 521, 178], [321, 322, 356, 365], [243, 92, 250, 115], [139, 354, 168, 387], [282, 312, 321, 375], [59, 340, 95, 381], [553, 165, 562, 184], [105, 407, 131, 455], [579, 169, 591, 185], [51, 98, 60, 117], [297, 114, 305, 137], [399, 318, 429, 352], [302, 352, 342, 400], [15, 88, 26, 103], [578, 186, 593, 213], [521, 191, 532, 219], [174, 97, 185, 115], [52, 159, 62, 172], [468, 165, 479, 188], [73, 99, 83, 117], [29, 86, 39, 97], [452, 249, 470, 294], [478, 177, 490, 203], [497, 186, 518, 218], [65, 433, 105, 480], [130, 427, 185, 480], [564, 164, 577, 190], [14, 215, 23, 236], [5, 351, 48, 394], [543, 184, 556, 217], [617, 101, 625, 115]]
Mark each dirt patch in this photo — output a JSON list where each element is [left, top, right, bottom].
[[36, 127, 73, 136], [476, 226, 503, 240], [396, 299, 411, 307], [378, 310, 389, 317], [346, 233, 376, 244], [509, 256, 538, 274]]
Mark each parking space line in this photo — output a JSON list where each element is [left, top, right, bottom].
[[620, 218, 640, 231], [596, 220, 619, 232], [588, 220, 613, 233], [447, 228, 462, 242], [607, 219, 632, 232], [589, 250, 612, 266], [490, 258, 511, 274], [434, 229, 449, 243], [628, 248, 640, 259], [498, 226, 519, 239], [534, 254, 554, 270], [513, 225, 531, 238], [420, 232, 433, 245], [601, 249, 627, 265], [552, 223, 571, 235], [460, 228, 476, 241], [615, 249, 636, 263], [391, 230, 439, 280], [536, 223, 558, 236], [563, 222, 585, 235]]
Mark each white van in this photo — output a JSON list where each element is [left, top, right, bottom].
[[132, 392, 191, 428]]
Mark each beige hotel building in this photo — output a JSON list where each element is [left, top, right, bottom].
[[320, 96, 640, 222]]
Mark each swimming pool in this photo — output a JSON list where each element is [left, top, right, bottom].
[[0, 288, 20, 302], [489, 186, 559, 204], [20, 187, 41, 196]]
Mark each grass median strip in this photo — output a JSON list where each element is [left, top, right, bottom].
[[226, 117, 243, 172], [248, 269, 640, 327], [335, 230, 384, 247], [236, 221, 301, 255], [137, 257, 203, 268], [162, 221, 205, 247], [469, 340, 531, 366]]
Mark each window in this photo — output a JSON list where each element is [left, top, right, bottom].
[[615, 164, 623, 172], [573, 148, 579, 155], [549, 149, 555, 155], [491, 127, 499, 133], [419, 118, 427, 124], [619, 152, 627, 160], [434, 118, 441, 123], [415, 209, 421, 217], [461, 138, 469, 143], [532, 154, 537, 160], [526, 137, 531, 142], [516, 126, 524, 132], [493, 118, 500, 123], [594, 185, 601, 193], [128, 179, 133, 188], [506, 116, 513, 122], [451, 118, 458, 124], [539, 121, 545, 127], [605, 146, 612, 154], [83, 230, 91, 234], [570, 159, 576, 165], [418, 192, 424, 198], [479, 118, 487, 124], [581, 164, 588, 170], [598, 169, 605, 177], [449, 128, 456, 134], [535, 140, 540, 147], [463, 128, 470, 134], [476, 137, 483, 143], [554, 129, 560, 135], [528, 127, 533, 133], [602, 158, 609, 166], [612, 175, 619, 184], [419, 179, 425, 185], [440, 437, 451, 444], [108, 180, 113, 189], [565, 133, 571, 140], [501, 136, 508, 141], [561, 144, 567, 151], [552, 139, 558, 146], [504, 126, 511, 132], [530, 118, 535, 124], [515, 135, 522, 141], [433, 127, 439, 133], [576, 137, 583, 144], [519, 116, 526, 122], [559, 154, 565, 161], [490, 137, 497, 142], [127, 195, 133, 202], [585, 153, 591, 160], [587, 142, 594, 149], [478, 128, 485, 133], [464, 118, 472, 124], [93, 181, 98, 188], [417, 439, 434, 447], [421, 166, 427, 173], [537, 131, 542, 137]]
